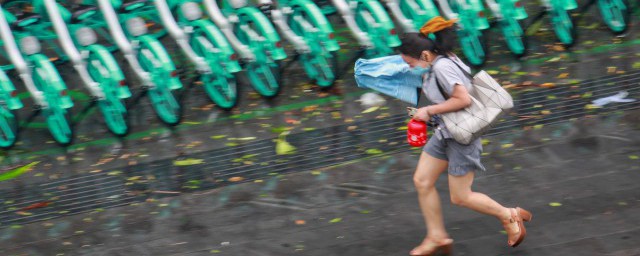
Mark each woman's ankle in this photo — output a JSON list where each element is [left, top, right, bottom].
[[498, 207, 513, 221]]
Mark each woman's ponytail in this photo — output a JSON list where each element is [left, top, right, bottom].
[[432, 26, 457, 55], [419, 16, 458, 55]]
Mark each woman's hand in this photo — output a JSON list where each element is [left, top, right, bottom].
[[412, 106, 432, 122]]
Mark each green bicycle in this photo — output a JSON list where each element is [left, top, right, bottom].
[[437, 0, 490, 66], [527, 0, 578, 47], [156, 0, 242, 109], [581, 0, 631, 34], [268, 0, 340, 87], [0, 5, 74, 146], [485, 0, 528, 57], [385, 0, 440, 33], [86, 0, 183, 125], [332, 0, 401, 58], [0, 68, 22, 148], [27, 0, 132, 136], [204, 0, 287, 98]]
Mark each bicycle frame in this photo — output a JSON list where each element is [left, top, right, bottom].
[[542, 0, 578, 46], [598, 0, 630, 34], [485, 0, 527, 57], [0, 5, 74, 145], [157, 0, 242, 109], [0, 68, 22, 148], [269, 0, 340, 87], [203, 0, 287, 98], [30, 0, 132, 136], [331, 0, 401, 58], [437, 0, 489, 66], [89, 0, 183, 125], [385, 0, 440, 33]]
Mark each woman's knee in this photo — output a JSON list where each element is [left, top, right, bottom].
[[450, 191, 471, 206], [413, 174, 436, 190]]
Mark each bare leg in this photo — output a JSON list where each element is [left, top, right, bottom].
[[410, 152, 452, 255], [448, 171, 520, 240], [448, 171, 511, 219]]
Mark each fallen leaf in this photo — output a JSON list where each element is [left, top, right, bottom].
[[501, 143, 514, 149], [557, 73, 569, 79], [540, 83, 555, 88], [0, 162, 40, 181], [228, 177, 244, 182], [173, 158, 205, 166], [276, 133, 296, 155], [607, 67, 617, 74], [329, 218, 342, 223], [629, 155, 639, 160], [21, 201, 51, 211], [295, 220, 306, 225], [585, 104, 601, 110], [549, 202, 562, 207], [228, 137, 257, 141], [366, 149, 383, 155], [362, 106, 380, 114]]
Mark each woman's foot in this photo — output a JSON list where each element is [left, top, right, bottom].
[[502, 207, 532, 247], [409, 238, 453, 256]]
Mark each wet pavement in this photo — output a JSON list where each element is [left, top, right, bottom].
[[1, 0, 640, 255], [1, 110, 639, 256]]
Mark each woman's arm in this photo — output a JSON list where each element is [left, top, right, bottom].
[[413, 84, 471, 121]]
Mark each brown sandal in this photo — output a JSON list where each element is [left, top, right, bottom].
[[503, 207, 532, 247], [410, 238, 453, 256]]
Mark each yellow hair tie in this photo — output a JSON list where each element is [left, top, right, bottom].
[[419, 16, 458, 36]]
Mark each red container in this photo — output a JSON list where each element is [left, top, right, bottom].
[[407, 119, 428, 147]]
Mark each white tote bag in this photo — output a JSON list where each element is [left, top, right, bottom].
[[433, 58, 513, 145]]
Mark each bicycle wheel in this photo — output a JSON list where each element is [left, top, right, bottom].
[[551, 8, 577, 47], [458, 29, 488, 67], [301, 52, 335, 87], [43, 106, 73, 146], [599, 0, 631, 34], [32, 64, 74, 145], [86, 50, 129, 136], [354, 2, 395, 58], [191, 34, 239, 109], [137, 43, 182, 125], [0, 107, 18, 148], [288, 9, 336, 87], [246, 61, 281, 98], [501, 19, 527, 58], [235, 21, 281, 98]]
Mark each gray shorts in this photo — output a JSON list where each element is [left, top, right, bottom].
[[423, 131, 486, 176]]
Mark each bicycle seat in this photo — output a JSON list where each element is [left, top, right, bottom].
[[120, 0, 147, 13], [10, 12, 40, 30], [70, 4, 98, 23]]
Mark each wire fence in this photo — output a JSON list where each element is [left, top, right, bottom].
[[0, 71, 639, 228]]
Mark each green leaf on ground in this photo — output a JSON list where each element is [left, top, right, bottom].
[[173, 158, 204, 166], [329, 218, 342, 223], [0, 162, 40, 182], [366, 149, 383, 155], [549, 202, 562, 207]]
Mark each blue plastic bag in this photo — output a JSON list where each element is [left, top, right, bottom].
[[354, 55, 427, 106]]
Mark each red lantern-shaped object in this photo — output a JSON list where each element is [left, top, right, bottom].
[[407, 119, 428, 147]]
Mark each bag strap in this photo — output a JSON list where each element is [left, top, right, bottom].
[[429, 57, 450, 100], [430, 55, 473, 100], [443, 56, 474, 79]]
